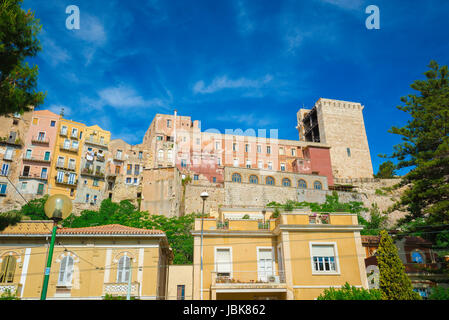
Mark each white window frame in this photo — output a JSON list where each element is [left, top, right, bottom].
[[257, 145, 261, 153], [258, 160, 263, 169], [257, 247, 275, 282], [58, 255, 74, 287], [309, 242, 340, 275], [117, 254, 131, 283], [280, 163, 286, 171], [214, 247, 233, 278]]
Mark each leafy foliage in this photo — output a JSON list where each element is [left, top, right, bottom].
[[0, 211, 22, 231], [428, 286, 449, 300], [0, 0, 46, 115], [387, 60, 449, 226], [374, 160, 397, 179], [62, 199, 196, 264], [0, 289, 20, 300], [316, 282, 381, 300], [377, 230, 421, 300]]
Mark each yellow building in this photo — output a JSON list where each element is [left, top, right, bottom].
[[75, 125, 111, 205], [191, 208, 368, 300], [48, 119, 86, 199], [0, 221, 172, 300]]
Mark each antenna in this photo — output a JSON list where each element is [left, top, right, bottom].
[[60, 107, 65, 118]]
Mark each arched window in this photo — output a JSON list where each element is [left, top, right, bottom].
[[58, 256, 74, 286], [282, 178, 291, 187], [266, 176, 275, 185], [314, 181, 322, 190], [0, 255, 16, 283], [158, 149, 164, 160], [249, 175, 259, 184], [298, 179, 307, 189], [117, 255, 131, 283], [411, 251, 424, 263], [232, 173, 242, 183]]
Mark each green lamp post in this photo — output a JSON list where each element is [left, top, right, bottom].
[[40, 194, 72, 300]]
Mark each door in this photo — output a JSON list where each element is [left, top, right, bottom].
[[258, 248, 274, 282], [22, 166, 30, 177], [44, 151, 50, 161], [68, 173, 76, 185], [41, 168, 48, 179]]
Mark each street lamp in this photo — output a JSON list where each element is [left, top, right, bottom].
[[262, 209, 267, 229], [40, 194, 72, 300], [200, 191, 209, 300]]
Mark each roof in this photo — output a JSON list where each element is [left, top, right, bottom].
[[0, 221, 164, 236]]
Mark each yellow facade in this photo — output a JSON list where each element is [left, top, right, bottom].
[[0, 221, 172, 300], [192, 210, 368, 300], [48, 119, 86, 200]]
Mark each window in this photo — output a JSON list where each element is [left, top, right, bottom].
[[314, 181, 323, 190], [245, 144, 250, 153], [291, 148, 296, 156], [71, 140, 79, 150], [38, 132, 45, 141], [279, 147, 284, 155], [116, 150, 122, 159], [181, 159, 187, 168], [25, 149, 32, 159], [37, 183, 44, 195], [156, 136, 163, 141], [282, 178, 291, 187], [177, 285, 186, 300], [258, 160, 263, 169], [215, 141, 220, 150], [311, 244, 337, 273], [79, 131, 83, 140], [57, 171, 64, 183], [50, 120, 56, 127], [246, 160, 251, 168], [93, 195, 97, 204], [133, 178, 138, 184], [232, 173, 242, 183], [22, 166, 30, 177], [68, 173, 76, 185], [411, 251, 424, 263], [217, 157, 221, 166], [1, 163, 9, 176], [21, 182, 27, 190], [233, 143, 237, 151], [347, 148, 351, 157], [57, 157, 64, 167], [127, 164, 132, 175], [280, 163, 286, 171], [61, 126, 68, 135], [257, 145, 261, 153], [4, 147, 13, 160], [93, 179, 99, 187], [85, 194, 90, 203], [167, 150, 173, 161], [215, 248, 231, 277], [298, 179, 307, 189], [268, 162, 273, 170], [58, 256, 74, 286], [138, 151, 143, 160], [32, 118, 38, 125], [71, 128, 78, 138], [233, 158, 239, 167], [258, 248, 274, 282], [196, 138, 200, 145], [0, 255, 16, 283], [193, 174, 199, 181], [69, 159, 76, 170], [249, 175, 259, 184], [266, 146, 271, 154], [44, 151, 51, 161], [167, 119, 171, 128], [158, 150, 164, 160], [126, 177, 132, 184], [212, 177, 217, 183], [0, 183, 7, 195], [134, 165, 140, 175], [63, 138, 70, 149], [266, 176, 275, 185], [117, 256, 131, 283]]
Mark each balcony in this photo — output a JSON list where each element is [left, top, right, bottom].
[[211, 271, 287, 299], [81, 168, 105, 179], [3, 153, 13, 161], [22, 156, 51, 164], [0, 283, 22, 296], [59, 144, 79, 153], [103, 282, 140, 297], [0, 137, 22, 147], [308, 213, 330, 225], [59, 130, 68, 137], [85, 137, 108, 148], [54, 176, 78, 186], [56, 162, 76, 171], [202, 218, 276, 232], [31, 136, 50, 145], [19, 173, 48, 181], [113, 155, 124, 162]]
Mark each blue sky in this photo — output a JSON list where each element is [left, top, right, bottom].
[[22, 0, 449, 175]]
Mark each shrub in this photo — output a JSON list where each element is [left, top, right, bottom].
[[317, 283, 381, 300], [428, 286, 449, 300]]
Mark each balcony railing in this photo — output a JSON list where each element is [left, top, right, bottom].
[[81, 168, 105, 178], [85, 137, 108, 148], [211, 271, 286, 287], [56, 162, 76, 171], [19, 173, 48, 180], [31, 136, 50, 144], [217, 221, 229, 230], [3, 154, 13, 161], [54, 176, 78, 186], [59, 130, 68, 136], [60, 144, 79, 153], [113, 155, 124, 162], [0, 283, 22, 296], [23, 156, 51, 164], [103, 282, 140, 297]]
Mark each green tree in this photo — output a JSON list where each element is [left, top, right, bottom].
[[377, 230, 421, 300], [374, 160, 397, 179], [387, 60, 449, 226], [0, 211, 22, 231], [428, 286, 449, 300], [316, 282, 381, 300], [0, 0, 46, 115]]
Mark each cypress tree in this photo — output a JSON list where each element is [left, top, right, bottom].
[[377, 230, 421, 300]]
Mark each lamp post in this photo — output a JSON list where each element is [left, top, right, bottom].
[[200, 191, 209, 300], [40, 194, 72, 300]]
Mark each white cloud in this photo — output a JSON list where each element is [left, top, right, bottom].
[[82, 85, 169, 110], [40, 30, 71, 66], [320, 0, 364, 11], [193, 74, 273, 94], [73, 14, 107, 45], [235, 0, 255, 35]]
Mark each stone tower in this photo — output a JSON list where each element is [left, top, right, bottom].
[[297, 98, 373, 180]]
